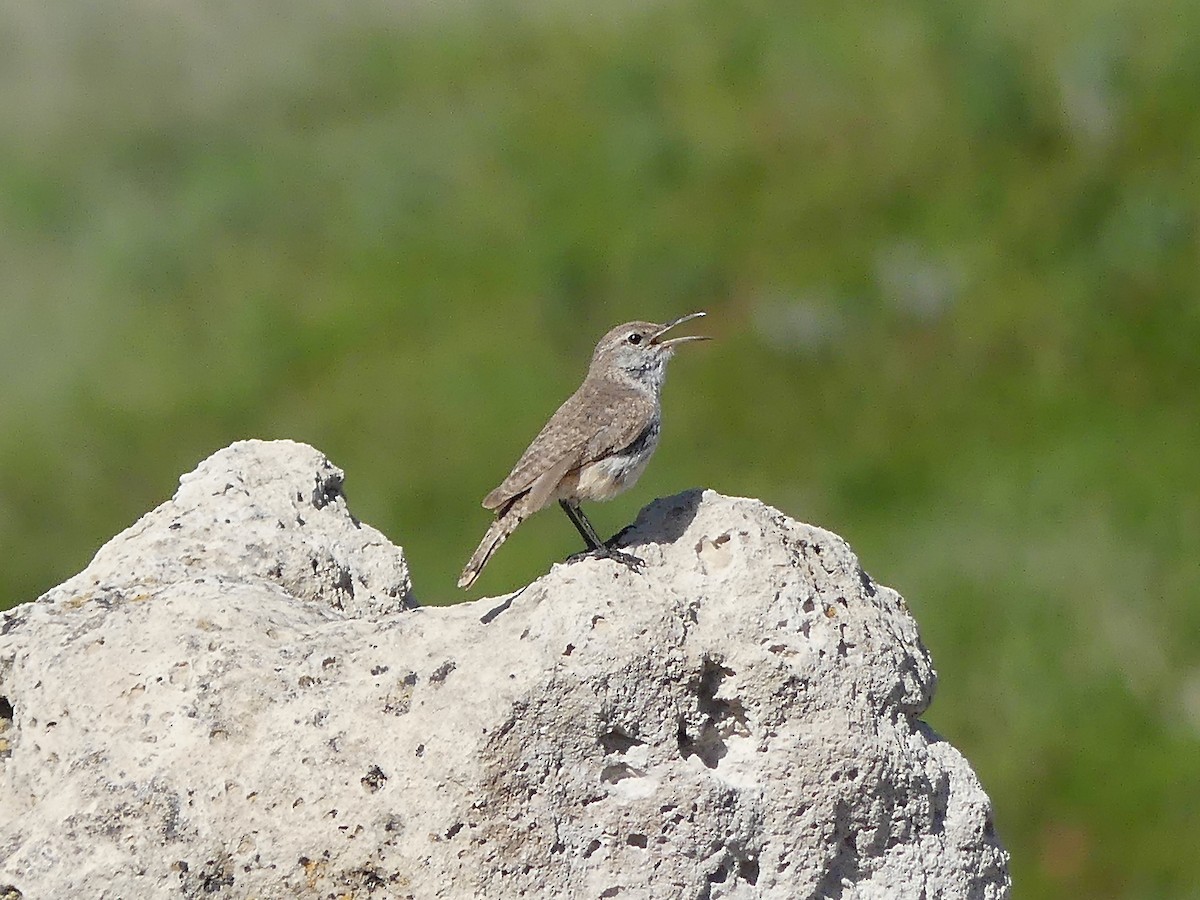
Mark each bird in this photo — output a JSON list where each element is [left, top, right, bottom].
[[458, 312, 709, 589]]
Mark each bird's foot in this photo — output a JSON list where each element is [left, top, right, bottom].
[[604, 548, 646, 572], [566, 545, 646, 573]]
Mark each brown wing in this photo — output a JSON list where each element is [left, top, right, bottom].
[[481, 382, 652, 511], [580, 392, 656, 466], [481, 387, 591, 511]]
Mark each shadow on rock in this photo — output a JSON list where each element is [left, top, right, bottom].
[[611, 488, 706, 550]]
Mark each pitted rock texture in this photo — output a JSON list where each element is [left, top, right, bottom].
[[0, 440, 1010, 899], [44, 438, 414, 618]]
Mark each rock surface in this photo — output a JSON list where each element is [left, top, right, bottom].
[[0, 440, 1010, 899]]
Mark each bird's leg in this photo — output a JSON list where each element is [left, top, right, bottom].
[[559, 499, 603, 550], [559, 500, 644, 571]]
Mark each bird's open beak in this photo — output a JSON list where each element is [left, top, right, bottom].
[[650, 311, 710, 347]]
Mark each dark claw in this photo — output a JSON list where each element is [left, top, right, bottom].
[[566, 546, 646, 572], [605, 549, 646, 571]]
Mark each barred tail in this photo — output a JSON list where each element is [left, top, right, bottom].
[[458, 507, 524, 590]]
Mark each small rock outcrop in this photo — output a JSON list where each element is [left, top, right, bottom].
[[0, 440, 1010, 899]]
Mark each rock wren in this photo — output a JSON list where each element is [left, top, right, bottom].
[[458, 312, 709, 589]]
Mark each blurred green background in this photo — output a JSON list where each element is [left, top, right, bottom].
[[2, 0, 1197, 895]]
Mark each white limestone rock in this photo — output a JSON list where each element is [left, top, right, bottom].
[[0, 440, 1010, 899], [38, 439, 414, 618]]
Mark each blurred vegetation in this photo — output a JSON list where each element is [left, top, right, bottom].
[[1, 0, 1198, 896]]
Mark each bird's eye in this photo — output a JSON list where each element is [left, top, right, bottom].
[[628, 333, 643, 345]]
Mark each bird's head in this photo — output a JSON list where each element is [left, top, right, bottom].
[[588, 312, 709, 390]]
